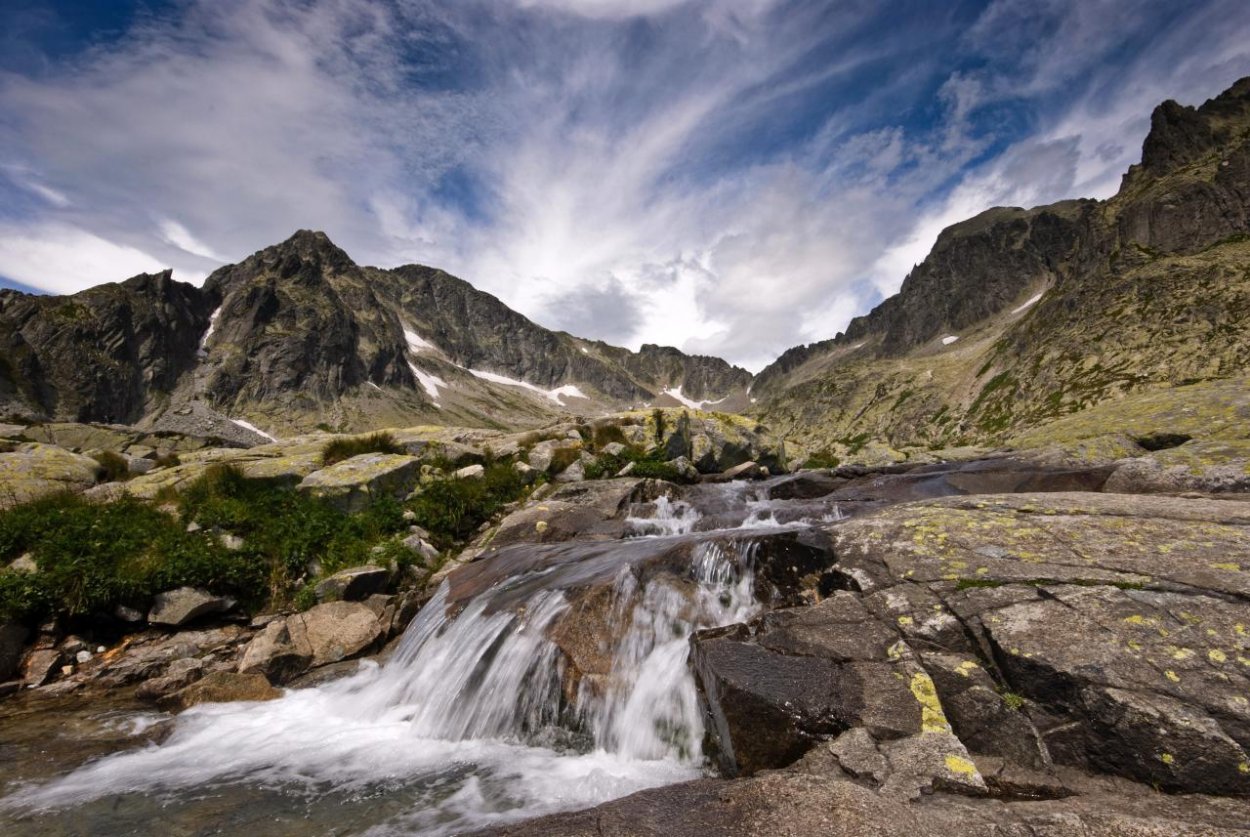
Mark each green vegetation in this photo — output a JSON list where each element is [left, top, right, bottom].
[[801, 448, 841, 470], [547, 446, 582, 475], [91, 450, 130, 482], [591, 423, 627, 451], [408, 462, 532, 547], [321, 431, 404, 466], [1002, 692, 1026, 711], [0, 464, 415, 625]]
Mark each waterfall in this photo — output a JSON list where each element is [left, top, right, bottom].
[[4, 489, 769, 836]]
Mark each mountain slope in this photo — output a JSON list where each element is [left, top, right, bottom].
[[752, 76, 1250, 456], [0, 232, 751, 438]]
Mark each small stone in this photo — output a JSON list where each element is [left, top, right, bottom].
[[616, 461, 636, 477], [454, 464, 485, 479], [219, 533, 245, 551], [602, 442, 627, 457], [74, 650, 92, 665], [186, 521, 202, 533]]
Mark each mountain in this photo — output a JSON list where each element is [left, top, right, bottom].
[[0, 233, 750, 440], [751, 76, 1250, 456], [3, 78, 1248, 450]]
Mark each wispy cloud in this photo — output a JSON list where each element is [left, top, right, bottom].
[[1, 0, 1248, 370]]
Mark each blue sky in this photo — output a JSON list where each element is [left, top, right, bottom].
[[1, 0, 1249, 370]]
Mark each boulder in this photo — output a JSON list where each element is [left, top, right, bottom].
[[454, 464, 485, 479], [158, 671, 280, 711], [0, 443, 100, 508], [297, 453, 423, 512], [22, 648, 62, 686], [126, 456, 156, 476], [290, 601, 382, 667], [401, 533, 440, 564], [313, 565, 391, 602], [238, 619, 313, 684], [147, 587, 237, 627]]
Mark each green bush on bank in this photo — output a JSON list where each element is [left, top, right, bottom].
[[408, 462, 532, 548], [320, 431, 404, 466]]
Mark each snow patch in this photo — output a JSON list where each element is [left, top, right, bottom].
[[408, 362, 447, 406], [197, 305, 222, 356], [1011, 293, 1043, 314], [469, 369, 588, 405], [661, 386, 727, 411], [230, 418, 277, 443], [403, 327, 438, 353], [941, 335, 960, 346]]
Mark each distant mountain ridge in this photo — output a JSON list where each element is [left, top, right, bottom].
[[750, 75, 1250, 454], [2, 77, 1249, 446], [0, 231, 751, 440]]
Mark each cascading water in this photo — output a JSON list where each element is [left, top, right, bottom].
[[1, 485, 774, 836]]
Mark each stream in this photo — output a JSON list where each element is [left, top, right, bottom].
[[0, 480, 841, 836]]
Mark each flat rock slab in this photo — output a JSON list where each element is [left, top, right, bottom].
[[297, 453, 422, 511], [158, 671, 280, 711], [147, 587, 236, 627], [0, 443, 100, 508]]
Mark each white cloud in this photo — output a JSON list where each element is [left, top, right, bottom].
[[0, 0, 1247, 372], [159, 219, 227, 261], [0, 223, 167, 293]]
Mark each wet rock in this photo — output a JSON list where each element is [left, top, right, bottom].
[[135, 657, 205, 700], [671, 456, 699, 481], [158, 671, 280, 711], [147, 587, 237, 627], [238, 619, 313, 684], [22, 648, 63, 686], [314, 565, 391, 602]]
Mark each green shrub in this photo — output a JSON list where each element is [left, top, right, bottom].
[[591, 423, 627, 451], [321, 432, 403, 466], [408, 463, 530, 547], [547, 446, 581, 475], [802, 449, 841, 470], [91, 450, 130, 483], [0, 466, 420, 624], [628, 459, 686, 482]]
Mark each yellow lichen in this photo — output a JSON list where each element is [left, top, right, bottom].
[[534, 520, 548, 533], [1165, 670, 1181, 682], [944, 754, 978, 776], [1161, 753, 1175, 765], [909, 672, 951, 734], [955, 660, 979, 678], [1211, 562, 1242, 572], [898, 616, 914, 626], [1209, 649, 1228, 664]]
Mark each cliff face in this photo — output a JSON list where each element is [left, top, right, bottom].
[[0, 232, 751, 435], [0, 271, 213, 424], [752, 76, 1250, 451]]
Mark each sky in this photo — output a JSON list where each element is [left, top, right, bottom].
[[1, 0, 1249, 371]]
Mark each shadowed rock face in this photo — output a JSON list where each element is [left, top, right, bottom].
[[0, 271, 213, 423]]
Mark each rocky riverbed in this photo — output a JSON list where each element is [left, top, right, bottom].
[[1, 451, 1247, 835]]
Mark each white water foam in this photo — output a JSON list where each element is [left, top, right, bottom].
[[5, 509, 765, 835]]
